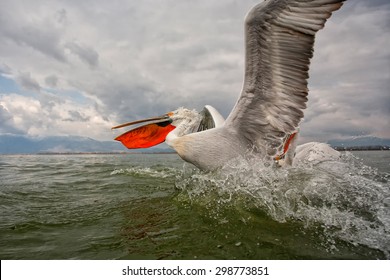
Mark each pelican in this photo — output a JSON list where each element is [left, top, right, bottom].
[[112, 0, 345, 171]]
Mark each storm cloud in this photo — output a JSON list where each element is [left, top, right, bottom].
[[0, 0, 389, 142]]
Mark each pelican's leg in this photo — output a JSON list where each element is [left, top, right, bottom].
[[274, 130, 299, 167]]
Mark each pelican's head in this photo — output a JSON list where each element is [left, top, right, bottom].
[[112, 107, 201, 149]]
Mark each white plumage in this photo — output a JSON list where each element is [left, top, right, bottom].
[[113, 0, 346, 171]]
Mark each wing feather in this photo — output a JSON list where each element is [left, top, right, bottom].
[[225, 0, 344, 156], [197, 105, 225, 132]]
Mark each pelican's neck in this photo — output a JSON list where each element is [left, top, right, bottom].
[[165, 128, 178, 147], [166, 117, 201, 145]]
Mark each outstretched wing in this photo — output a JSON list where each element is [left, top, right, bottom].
[[197, 105, 225, 132], [225, 0, 345, 156]]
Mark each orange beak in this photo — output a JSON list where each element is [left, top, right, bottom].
[[112, 114, 175, 149]]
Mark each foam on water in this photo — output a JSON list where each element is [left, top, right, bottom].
[[175, 143, 390, 257]]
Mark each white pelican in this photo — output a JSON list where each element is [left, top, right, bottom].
[[112, 0, 345, 171]]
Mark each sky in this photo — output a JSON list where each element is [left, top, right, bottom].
[[0, 0, 389, 144]]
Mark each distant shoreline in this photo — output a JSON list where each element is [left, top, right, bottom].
[[0, 152, 177, 155], [1, 148, 389, 156], [332, 146, 390, 151]]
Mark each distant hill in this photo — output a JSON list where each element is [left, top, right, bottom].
[[328, 136, 390, 150], [2, 134, 389, 154], [0, 134, 173, 154]]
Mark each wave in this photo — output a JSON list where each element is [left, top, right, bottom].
[[110, 166, 178, 179], [174, 143, 390, 258]]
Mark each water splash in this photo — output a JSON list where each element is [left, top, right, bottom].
[[175, 144, 390, 258], [110, 166, 178, 178]]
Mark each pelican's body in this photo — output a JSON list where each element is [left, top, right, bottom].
[[168, 125, 245, 171], [112, 0, 346, 171]]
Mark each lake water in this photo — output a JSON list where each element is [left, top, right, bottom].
[[0, 150, 389, 259]]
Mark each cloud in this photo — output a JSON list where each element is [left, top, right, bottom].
[[0, 103, 23, 134], [65, 42, 99, 68], [15, 72, 41, 92], [64, 110, 90, 122], [0, 0, 389, 144], [0, 93, 112, 139], [45, 75, 59, 88], [0, 4, 67, 63], [0, 63, 12, 75]]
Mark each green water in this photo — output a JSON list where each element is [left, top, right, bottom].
[[0, 152, 389, 259]]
